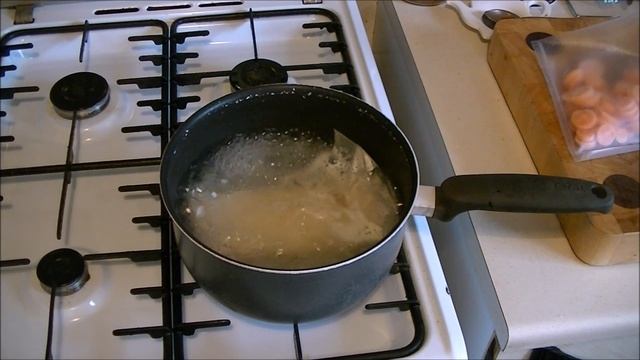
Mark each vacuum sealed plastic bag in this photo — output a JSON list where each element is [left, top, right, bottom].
[[533, 13, 639, 161]]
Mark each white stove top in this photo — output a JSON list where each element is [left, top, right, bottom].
[[0, 1, 466, 359]]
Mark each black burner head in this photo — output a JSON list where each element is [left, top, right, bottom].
[[230, 58, 288, 90], [50, 72, 110, 120], [37, 248, 89, 296]]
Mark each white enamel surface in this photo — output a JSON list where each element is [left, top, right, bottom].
[[1, 1, 465, 358]]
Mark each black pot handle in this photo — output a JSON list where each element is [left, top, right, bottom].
[[432, 174, 614, 222]]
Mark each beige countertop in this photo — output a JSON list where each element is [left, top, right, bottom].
[[386, 0, 639, 355]]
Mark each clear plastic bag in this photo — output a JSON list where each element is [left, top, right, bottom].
[[533, 13, 639, 161]]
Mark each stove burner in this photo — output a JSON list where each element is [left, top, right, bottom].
[[49, 72, 110, 120], [230, 58, 288, 90], [36, 248, 89, 296]]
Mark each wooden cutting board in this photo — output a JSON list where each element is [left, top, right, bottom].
[[488, 18, 639, 266]]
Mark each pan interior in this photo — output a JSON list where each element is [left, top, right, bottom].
[[162, 85, 418, 271]]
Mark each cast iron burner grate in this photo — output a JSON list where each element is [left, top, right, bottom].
[[1, 18, 171, 360], [169, 7, 362, 128], [0, 8, 426, 360], [50, 72, 110, 120]]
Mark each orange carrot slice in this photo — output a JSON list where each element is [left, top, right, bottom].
[[562, 68, 584, 90], [596, 123, 616, 146], [570, 109, 598, 130]]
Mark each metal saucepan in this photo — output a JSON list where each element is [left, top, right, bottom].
[[160, 84, 613, 323]]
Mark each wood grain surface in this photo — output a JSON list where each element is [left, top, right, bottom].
[[488, 17, 639, 265]]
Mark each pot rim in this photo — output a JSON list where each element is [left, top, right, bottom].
[[160, 84, 420, 275]]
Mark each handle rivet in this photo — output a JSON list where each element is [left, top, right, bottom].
[[591, 186, 608, 199]]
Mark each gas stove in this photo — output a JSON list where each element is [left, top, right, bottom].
[[0, 1, 466, 359]]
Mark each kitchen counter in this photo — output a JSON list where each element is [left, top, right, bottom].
[[373, 0, 639, 358]]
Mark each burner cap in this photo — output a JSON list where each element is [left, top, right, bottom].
[[50, 72, 110, 120], [37, 248, 89, 296], [230, 58, 288, 90]]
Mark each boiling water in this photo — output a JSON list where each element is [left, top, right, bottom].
[[179, 129, 400, 269]]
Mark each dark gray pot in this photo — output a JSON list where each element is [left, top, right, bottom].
[[161, 84, 419, 322]]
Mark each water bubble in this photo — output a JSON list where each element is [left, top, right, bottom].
[[185, 207, 192, 214], [210, 191, 218, 198]]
